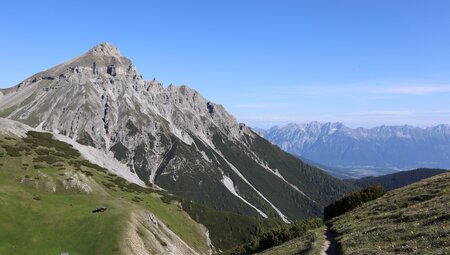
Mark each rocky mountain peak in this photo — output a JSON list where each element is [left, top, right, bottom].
[[0, 42, 246, 151], [89, 42, 122, 57], [0, 43, 354, 225]]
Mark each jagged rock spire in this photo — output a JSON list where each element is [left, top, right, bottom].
[[89, 42, 122, 57]]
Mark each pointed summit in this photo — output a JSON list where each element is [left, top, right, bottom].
[[89, 42, 122, 57], [0, 43, 354, 226]]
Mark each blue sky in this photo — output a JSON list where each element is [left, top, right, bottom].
[[1, 1, 450, 128]]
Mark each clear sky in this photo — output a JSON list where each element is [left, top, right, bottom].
[[1, 1, 450, 128]]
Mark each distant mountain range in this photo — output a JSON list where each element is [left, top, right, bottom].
[[257, 122, 450, 178]]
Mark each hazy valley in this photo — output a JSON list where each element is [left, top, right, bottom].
[[258, 122, 450, 178]]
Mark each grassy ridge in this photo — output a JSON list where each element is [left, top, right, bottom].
[[0, 187, 127, 254], [330, 172, 450, 255], [0, 135, 125, 254], [0, 133, 210, 254], [347, 168, 448, 191]]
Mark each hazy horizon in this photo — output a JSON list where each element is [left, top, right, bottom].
[[249, 120, 450, 130]]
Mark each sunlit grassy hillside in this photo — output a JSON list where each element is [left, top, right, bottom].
[[0, 132, 210, 255], [330, 172, 450, 255]]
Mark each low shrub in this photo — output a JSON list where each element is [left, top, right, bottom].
[[1, 144, 23, 157], [33, 155, 58, 164], [324, 185, 385, 221], [24, 131, 80, 158]]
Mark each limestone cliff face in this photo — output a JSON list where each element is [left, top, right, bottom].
[[0, 43, 352, 221], [0, 43, 247, 183]]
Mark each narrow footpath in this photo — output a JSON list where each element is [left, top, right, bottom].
[[320, 229, 339, 255]]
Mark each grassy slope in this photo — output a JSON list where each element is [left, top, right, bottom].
[[0, 133, 209, 255], [256, 226, 325, 255], [330, 172, 450, 255]]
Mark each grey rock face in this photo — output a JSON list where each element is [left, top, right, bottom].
[[0, 42, 243, 183]]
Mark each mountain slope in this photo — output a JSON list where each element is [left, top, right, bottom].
[[0, 43, 353, 222], [0, 118, 296, 251], [329, 172, 450, 255], [0, 128, 211, 254], [260, 122, 450, 177], [347, 168, 448, 191]]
